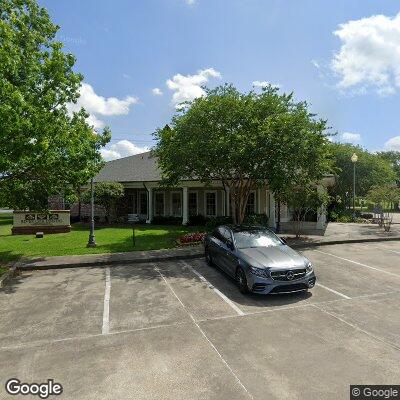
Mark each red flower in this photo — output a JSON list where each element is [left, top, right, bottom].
[[180, 232, 205, 244]]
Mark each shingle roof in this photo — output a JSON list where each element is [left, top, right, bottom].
[[94, 151, 161, 183]]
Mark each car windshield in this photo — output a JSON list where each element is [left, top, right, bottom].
[[233, 229, 282, 249]]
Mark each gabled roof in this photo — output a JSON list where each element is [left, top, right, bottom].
[[94, 151, 161, 183]]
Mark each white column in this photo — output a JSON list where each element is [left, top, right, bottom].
[[257, 188, 262, 214], [182, 186, 188, 225], [268, 192, 276, 229], [225, 188, 230, 216], [146, 187, 153, 223]]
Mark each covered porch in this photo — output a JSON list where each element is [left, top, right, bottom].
[[115, 181, 280, 228]]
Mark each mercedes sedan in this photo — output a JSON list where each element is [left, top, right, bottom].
[[204, 225, 316, 294]]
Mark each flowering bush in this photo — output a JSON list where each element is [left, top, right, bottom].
[[179, 232, 205, 244]]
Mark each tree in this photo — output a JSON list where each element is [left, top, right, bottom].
[[377, 151, 400, 187], [329, 143, 396, 206], [278, 182, 330, 238], [0, 0, 110, 210], [82, 182, 124, 223], [154, 84, 332, 224]]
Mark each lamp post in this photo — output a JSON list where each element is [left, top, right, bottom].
[[351, 153, 358, 218], [87, 176, 96, 247]]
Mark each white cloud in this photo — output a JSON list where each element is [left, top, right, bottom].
[[332, 13, 400, 94], [311, 59, 320, 69], [384, 136, 400, 151], [166, 68, 221, 107], [185, 0, 196, 4], [252, 80, 280, 89], [68, 83, 138, 129], [100, 140, 150, 161], [152, 87, 163, 96], [341, 132, 361, 143]]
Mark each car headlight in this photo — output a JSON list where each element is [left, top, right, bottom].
[[305, 262, 313, 274], [249, 266, 268, 278]]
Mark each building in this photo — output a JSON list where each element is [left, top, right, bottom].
[[89, 151, 334, 234]]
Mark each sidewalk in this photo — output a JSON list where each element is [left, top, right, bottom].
[[17, 222, 400, 271]]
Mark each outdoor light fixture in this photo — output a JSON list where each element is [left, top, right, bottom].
[[351, 153, 358, 218]]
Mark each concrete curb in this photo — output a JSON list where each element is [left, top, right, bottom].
[[0, 265, 18, 287], [15, 236, 400, 272], [17, 252, 204, 271]]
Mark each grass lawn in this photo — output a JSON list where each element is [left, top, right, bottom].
[[0, 213, 203, 262]]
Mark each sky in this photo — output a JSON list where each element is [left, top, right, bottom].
[[39, 0, 400, 160]]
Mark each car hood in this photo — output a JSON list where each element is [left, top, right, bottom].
[[237, 245, 307, 270]]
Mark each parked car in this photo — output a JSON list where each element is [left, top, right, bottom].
[[204, 225, 316, 294]]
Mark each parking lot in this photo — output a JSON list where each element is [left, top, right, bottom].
[[1, 241, 400, 399]]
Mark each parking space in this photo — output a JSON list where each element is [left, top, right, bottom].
[[0, 241, 399, 399]]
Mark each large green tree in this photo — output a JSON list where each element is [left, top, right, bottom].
[[329, 143, 396, 203], [0, 0, 110, 210], [377, 151, 400, 187], [154, 84, 332, 224]]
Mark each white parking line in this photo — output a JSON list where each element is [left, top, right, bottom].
[[181, 261, 245, 316], [315, 283, 351, 299], [314, 249, 400, 278], [155, 265, 253, 399], [102, 267, 111, 335]]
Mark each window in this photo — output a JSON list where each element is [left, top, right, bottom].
[[188, 192, 197, 216], [154, 192, 164, 216], [233, 229, 282, 249], [139, 192, 147, 215], [171, 192, 182, 216], [218, 227, 232, 243], [245, 192, 256, 215], [206, 192, 216, 216]]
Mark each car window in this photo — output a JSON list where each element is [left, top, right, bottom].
[[233, 229, 282, 249], [219, 227, 232, 243]]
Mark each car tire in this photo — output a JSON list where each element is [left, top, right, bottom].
[[205, 247, 214, 266], [236, 267, 249, 294]]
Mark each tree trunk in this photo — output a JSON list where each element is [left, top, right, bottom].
[[277, 201, 281, 233]]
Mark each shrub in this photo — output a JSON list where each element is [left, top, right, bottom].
[[243, 213, 269, 226], [152, 215, 183, 225], [188, 214, 207, 226], [205, 216, 233, 231], [179, 232, 206, 244]]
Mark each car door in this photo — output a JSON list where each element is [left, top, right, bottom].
[[218, 227, 237, 277], [208, 228, 225, 267]]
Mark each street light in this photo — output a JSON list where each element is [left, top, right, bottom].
[[87, 176, 97, 247], [351, 153, 358, 218]]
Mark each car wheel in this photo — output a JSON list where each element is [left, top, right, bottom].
[[205, 247, 214, 266], [236, 267, 249, 294]]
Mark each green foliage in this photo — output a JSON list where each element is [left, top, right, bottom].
[[329, 143, 396, 201], [151, 215, 183, 225], [377, 151, 400, 187], [0, 0, 110, 210], [205, 216, 233, 231], [243, 213, 269, 227], [366, 184, 400, 207], [81, 182, 124, 222], [278, 183, 329, 237], [154, 84, 331, 224]]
